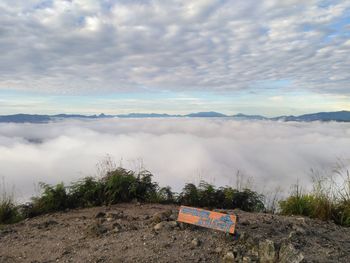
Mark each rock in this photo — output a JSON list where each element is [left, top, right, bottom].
[[295, 217, 306, 225], [106, 211, 124, 220], [223, 252, 235, 262], [292, 224, 306, 234], [153, 221, 178, 231], [259, 239, 276, 263], [88, 223, 108, 237], [191, 238, 201, 248], [288, 231, 297, 239], [168, 221, 178, 228], [36, 220, 58, 229], [95, 212, 106, 218], [279, 243, 304, 263], [241, 220, 251, 226], [96, 218, 106, 224], [214, 247, 223, 254], [154, 222, 165, 231], [242, 256, 252, 263], [152, 210, 172, 223]]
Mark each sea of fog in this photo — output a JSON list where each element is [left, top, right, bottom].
[[0, 118, 349, 201]]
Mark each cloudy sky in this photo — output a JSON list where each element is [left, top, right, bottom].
[[0, 0, 349, 115]]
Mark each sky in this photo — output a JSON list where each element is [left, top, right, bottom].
[[1, 118, 350, 201], [0, 0, 349, 115]]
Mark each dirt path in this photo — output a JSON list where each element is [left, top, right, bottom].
[[1, 203, 349, 262]]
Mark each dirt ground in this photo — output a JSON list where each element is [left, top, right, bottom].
[[1, 203, 350, 263]]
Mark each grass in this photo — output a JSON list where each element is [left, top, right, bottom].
[[280, 164, 350, 227], [0, 181, 22, 224], [1, 159, 350, 227], [0, 166, 267, 224]]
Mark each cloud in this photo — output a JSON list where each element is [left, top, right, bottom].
[[0, 118, 349, 201], [0, 0, 349, 95]]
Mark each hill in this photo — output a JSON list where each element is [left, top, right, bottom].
[[1, 203, 349, 262], [1, 111, 350, 123]]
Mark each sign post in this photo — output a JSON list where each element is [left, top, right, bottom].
[[177, 206, 237, 234]]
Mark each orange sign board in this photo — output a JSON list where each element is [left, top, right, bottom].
[[177, 206, 237, 234]]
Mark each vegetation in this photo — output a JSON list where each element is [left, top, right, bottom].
[[2, 161, 350, 228], [280, 165, 350, 227], [178, 182, 264, 212], [0, 182, 22, 224]]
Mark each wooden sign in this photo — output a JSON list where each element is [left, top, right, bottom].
[[177, 206, 237, 234]]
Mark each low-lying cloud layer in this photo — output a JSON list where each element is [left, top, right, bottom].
[[1, 118, 350, 200]]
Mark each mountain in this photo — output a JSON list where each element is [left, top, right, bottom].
[[0, 111, 349, 123], [185, 111, 227, 117], [295, 111, 350, 122], [0, 114, 51, 123], [232, 113, 267, 120], [116, 113, 178, 118], [272, 111, 350, 122]]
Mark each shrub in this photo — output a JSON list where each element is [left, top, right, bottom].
[[69, 177, 105, 207], [230, 189, 265, 212], [279, 194, 315, 216], [103, 168, 137, 204], [0, 197, 22, 224], [29, 182, 70, 216], [157, 186, 175, 204], [333, 201, 350, 227], [178, 183, 199, 206], [197, 181, 218, 208], [132, 170, 159, 202], [178, 181, 265, 212]]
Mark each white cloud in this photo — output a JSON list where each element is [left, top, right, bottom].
[[0, 118, 349, 201], [0, 0, 349, 95]]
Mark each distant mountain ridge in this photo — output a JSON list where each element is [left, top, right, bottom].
[[0, 111, 349, 123]]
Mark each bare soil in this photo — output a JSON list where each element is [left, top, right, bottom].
[[0, 203, 349, 263]]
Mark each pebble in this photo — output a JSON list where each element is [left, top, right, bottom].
[[191, 238, 201, 248]]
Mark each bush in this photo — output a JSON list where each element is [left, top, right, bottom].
[[178, 181, 265, 212], [197, 181, 218, 208], [69, 177, 105, 207], [0, 197, 22, 224], [231, 189, 265, 212], [279, 194, 315, 216], [178, 183, 199, 206], [103, 168, 137, 203], [132, 170, 159, 202], [333, 201, 350, 227], [29, 183, 70, 216], [157, 186, 175, 204]]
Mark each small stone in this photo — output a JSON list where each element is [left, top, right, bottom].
[[106, 212, 124, 219], [191, 238, 201, 248], [241, 220, 250, 226], [292, 224, 306, 234], [95, 212, 106, 218], [259, 239, 276, 263], [223, 252, 235, 262], [242, 256, 252, 263], [152, 210, 172, 223], [154, 222, 164, 231], [153, 221, 177, 231], [279, 243, 304, 263], [168, 221, 178, 228], [295, 217, 306, 225], [215, 247, 223, 254], [87, 223, 108, 237]]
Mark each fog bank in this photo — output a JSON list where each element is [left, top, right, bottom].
[[0, 118, 349, 200]]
